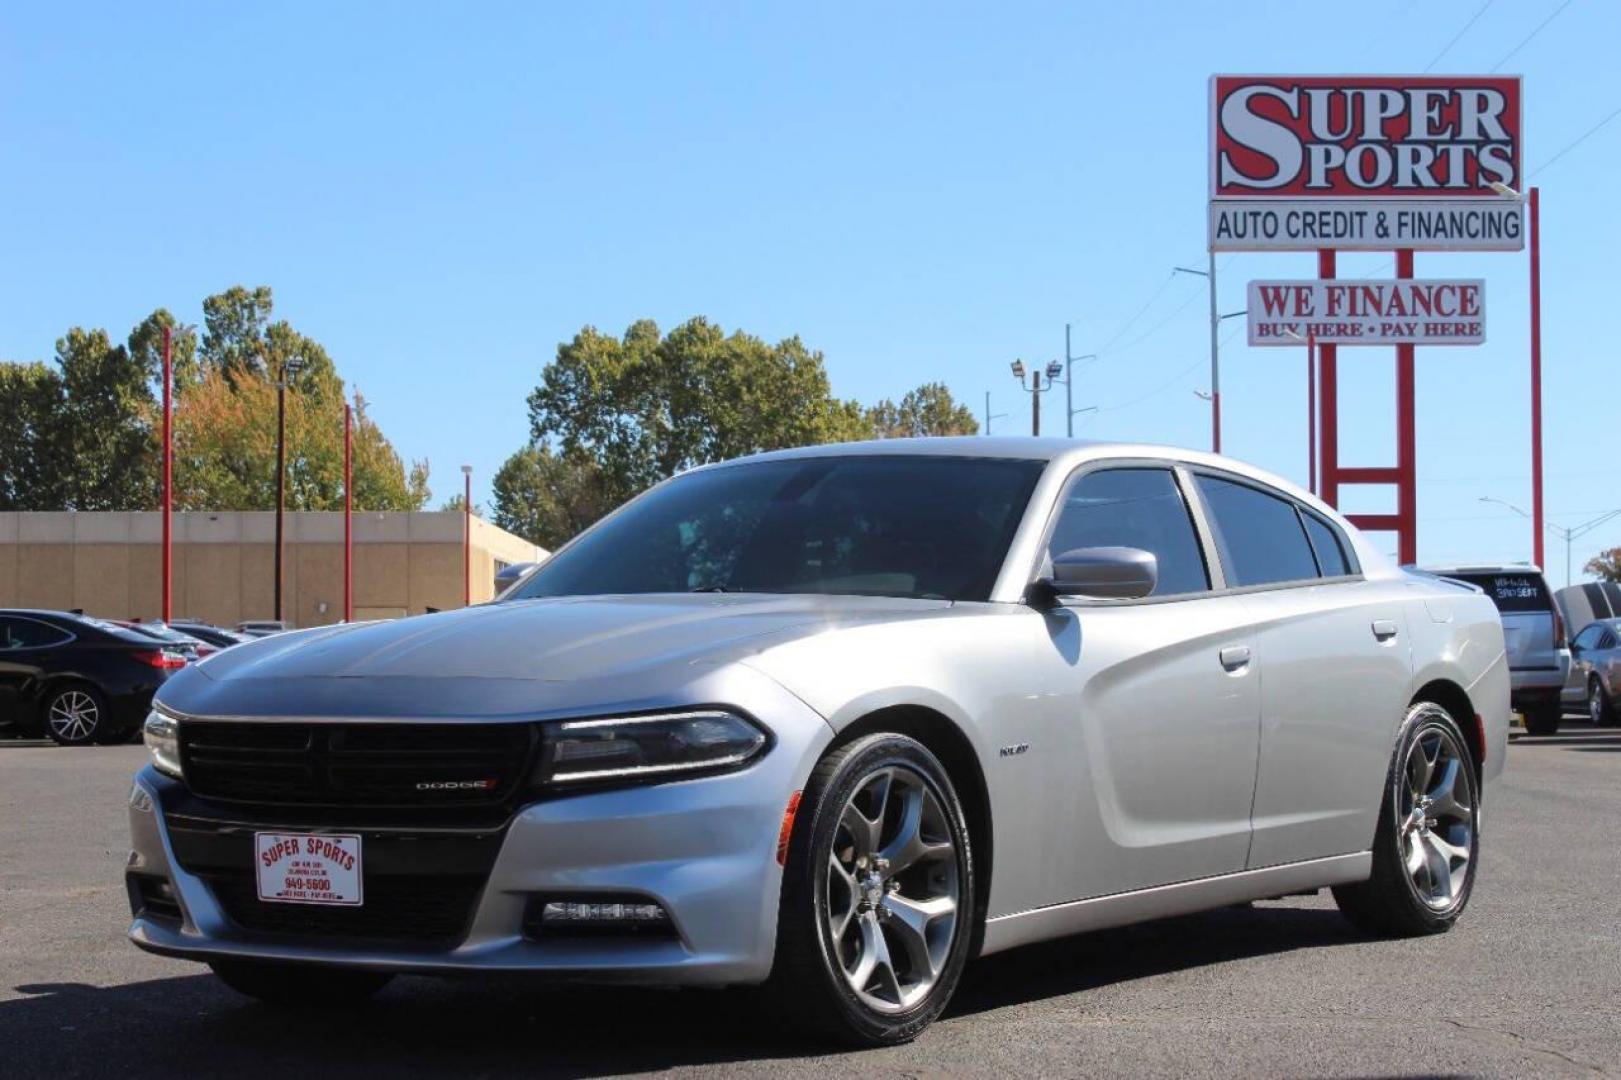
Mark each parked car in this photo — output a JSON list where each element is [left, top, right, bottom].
[[234, 620, 289, 637], [1, 609, 187, 745], [128, 439, 1508, 1045], [116, 621, 212, 661], [1562, 618, 1621, 727], [1422, 564, 1568, 735], [168, 622, 255, 650], [493, 560, 540, 597]]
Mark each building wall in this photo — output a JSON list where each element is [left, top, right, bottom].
[[0, 511, 545, 628]]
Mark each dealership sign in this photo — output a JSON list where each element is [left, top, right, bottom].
[[1246, 279, 1485, 346], [1210, 75, 1523, 251]]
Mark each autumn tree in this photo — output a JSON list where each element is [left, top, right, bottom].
[[1585, 549, 1621, 582]]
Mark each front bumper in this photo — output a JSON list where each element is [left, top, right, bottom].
[[126, 684, 834, 987]]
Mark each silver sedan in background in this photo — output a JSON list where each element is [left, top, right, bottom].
[[1564, 618, 1621, 726], [128, 438, 1509, 1046]]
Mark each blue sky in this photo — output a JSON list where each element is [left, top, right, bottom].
[[3, 1, 1618, 583]]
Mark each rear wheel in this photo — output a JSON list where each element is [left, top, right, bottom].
[[209, 959, 393, 1006], [769, 732, 974, 1046], [1522, 704, 1560, 736], [41, 684, 110, 746], [1590, 678, 1620, 728], [1333, 702, 1479, 936]]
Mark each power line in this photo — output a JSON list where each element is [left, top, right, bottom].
[[1094, 272, 1177, 353], [1424, 0, 1494, 72], [1098, 286, 1205, 356], [1529, 102, 1621, 178], [1489, 0, 1574, 72]]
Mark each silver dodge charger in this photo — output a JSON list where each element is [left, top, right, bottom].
[[127, 438, 1509, 1045]]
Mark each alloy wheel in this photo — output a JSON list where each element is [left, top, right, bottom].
[[825, 765, 959, 1014], [47, 689, 100, 743], [1590, 679, 1605, 726], [1398, 724, 1475, 911]]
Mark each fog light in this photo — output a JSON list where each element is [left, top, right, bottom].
[[526, 896, 674, 938], [542, 900, 668, 924]]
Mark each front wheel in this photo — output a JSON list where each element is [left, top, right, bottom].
[[209, 959, 393, 1007], [1333, 702, 1480, 936], [769, 732, 975, 1046]]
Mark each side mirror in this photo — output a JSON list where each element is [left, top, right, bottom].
[[1044, 546, 1158, 601]]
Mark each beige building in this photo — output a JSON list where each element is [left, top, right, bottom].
[[0, 511, 546, 628]]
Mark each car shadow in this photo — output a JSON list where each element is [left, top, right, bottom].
[[1512, 731, 1621, 750], [0, 902, 1363, 1077]]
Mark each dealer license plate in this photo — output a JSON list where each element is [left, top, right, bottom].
[[255, 832, 363, 906]]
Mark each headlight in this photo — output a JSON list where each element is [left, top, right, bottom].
[[537, 709, 768, 786], [143, 711, 183, 779]]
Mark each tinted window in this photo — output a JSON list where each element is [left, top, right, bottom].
[[1301, 512, 1352, 577], [509, 456, 1044, 602], [0, 617, 71, 649], [1045, 468, 1208, 597], [1195, 475, 1319, 587], [1448, 572, 1552, 614], [1601, 630, 1618, 650]]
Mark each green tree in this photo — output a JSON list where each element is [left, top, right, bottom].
[[54, 327, 159, 510], [867, 382, 979, 438], [0, 361, 67, 510], [527, 317, 871, 505], [129, 308, 201, 393], [491, 444, 611, 550]]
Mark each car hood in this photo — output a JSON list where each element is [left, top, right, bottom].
[[156, 593, 950, 721]]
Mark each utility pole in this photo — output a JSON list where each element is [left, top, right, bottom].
[[274, 353, 304, 624], [462, 464, 473, 607], [1174, 257, 1222, 452], [1480, 497, 1621, 588], [343, 402, 353, 624], [160, 326, 173, 623], [1063, 324, 1098, 437], [983, 391, 1008, 436], [1010, 360, 1063, 436]]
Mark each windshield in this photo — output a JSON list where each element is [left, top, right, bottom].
[[508, 454, 1045, 602]]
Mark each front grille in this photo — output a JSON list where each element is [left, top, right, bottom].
[[203, 871, 484, 945], [180, 721, 537, 809]]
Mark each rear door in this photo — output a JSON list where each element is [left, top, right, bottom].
[[1186, 473, 1414, 869]]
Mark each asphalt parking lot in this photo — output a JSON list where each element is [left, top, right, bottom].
[[2, 732, 1617, 1079]]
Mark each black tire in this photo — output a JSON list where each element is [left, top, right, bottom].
[[1333, 701, 1480, 936], [209, 959, 393, 1007], [1522, 704, 1560, 736], [39, 683, 111, 747], [768, 732, 975, 1046], [1589, 678, 1621, 728]]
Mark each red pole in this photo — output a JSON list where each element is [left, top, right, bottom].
[[1307, 329, 1317, 495], [343, 403, 353, 623], [161, 325, 173, 623], [1530, 187, 1545, 570], [1396, 248, 1417, 565], [463, 468, 472, 607], [1318, 250, 1339, 508]]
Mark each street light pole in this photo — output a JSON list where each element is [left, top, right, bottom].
[[161, 325, 173, 623], [461, 464, 473, 607], [274, 354, 304, 625], [1010, 360, 1063, 436], [1479, 497, 1621, 587]]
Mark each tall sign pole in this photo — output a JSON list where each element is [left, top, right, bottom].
[[461, 465, 473, 607], [343, 402, 353, 623], [161, 326, 173, 623], [1530, 186, 1545, 570]]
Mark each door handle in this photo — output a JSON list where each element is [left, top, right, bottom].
[[1219, 645, 1252, 671], [1372, 619, 1399, 642]]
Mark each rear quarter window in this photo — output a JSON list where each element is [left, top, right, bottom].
[[1450, 572, 1552, 613]]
